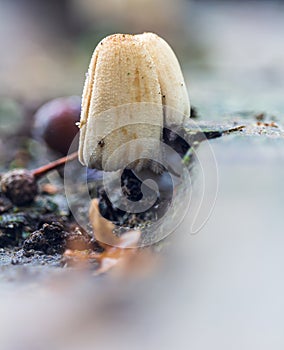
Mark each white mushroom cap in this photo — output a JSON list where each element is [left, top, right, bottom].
[[78, 33, 190, 172], [137, 32, 191, 125]]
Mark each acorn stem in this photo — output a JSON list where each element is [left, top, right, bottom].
[[32, 151, 78, 179]]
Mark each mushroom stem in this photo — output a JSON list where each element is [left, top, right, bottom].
[[32, 151, 78, 179]]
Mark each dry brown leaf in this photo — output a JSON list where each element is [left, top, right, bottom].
[[63, 199, 142, 274], [63, 230, 141, 275], [94, 230, 141, 275], [89, 198, 139, 248]]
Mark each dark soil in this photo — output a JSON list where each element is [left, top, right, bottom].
[[98, 169, 166, 227], [0, 190, 98, 266]]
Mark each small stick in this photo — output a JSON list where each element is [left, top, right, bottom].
[[32, 151, 78, 179], [182, 125, 246, 166], [222, 125, 245, 135]]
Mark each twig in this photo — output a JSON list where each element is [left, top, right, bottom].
[[32, 151, 78, 179], [222, 125, 246, 135]]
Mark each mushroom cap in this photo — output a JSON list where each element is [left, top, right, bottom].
[[137, 32, 190, 125], [79, 34, 163, 172], [78, 33, 190, 172]]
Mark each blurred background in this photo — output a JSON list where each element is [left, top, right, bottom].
[[0, 0, 283, 114]]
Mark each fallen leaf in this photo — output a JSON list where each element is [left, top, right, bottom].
[[89, 198, 140, 248], [63, 230, 141, 275], [63, 200, 142, 275]]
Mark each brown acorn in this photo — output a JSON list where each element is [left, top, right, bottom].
[[33, 96, 81, 155]]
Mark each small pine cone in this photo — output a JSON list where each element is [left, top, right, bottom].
[[0, 169, 38, 206]]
